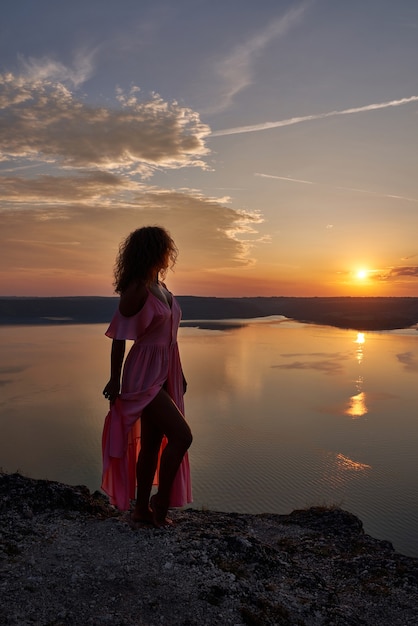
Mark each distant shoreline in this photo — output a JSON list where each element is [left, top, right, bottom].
[[1, 295, 418, 331]]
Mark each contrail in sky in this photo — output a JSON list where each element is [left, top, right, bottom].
[[255, 172, 418, 204], [211, 95, 418, 137]]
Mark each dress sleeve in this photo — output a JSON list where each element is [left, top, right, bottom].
[[105, 299, 154, 340]]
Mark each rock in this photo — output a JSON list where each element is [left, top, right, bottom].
[[1, 472, 417, 625]]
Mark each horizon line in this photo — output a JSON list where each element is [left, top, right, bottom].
[[0, 294, 416, 300]]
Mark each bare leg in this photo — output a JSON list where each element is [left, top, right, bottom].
[[137, 388, 192, 526], [132, 410, 163, 524]]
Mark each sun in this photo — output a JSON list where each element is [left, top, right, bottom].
[[356, 269, 368, 280]]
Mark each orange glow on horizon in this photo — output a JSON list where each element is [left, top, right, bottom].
[[1, 262, 417, 298]]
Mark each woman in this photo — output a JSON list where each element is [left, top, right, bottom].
[[102, 226, 192, 527]]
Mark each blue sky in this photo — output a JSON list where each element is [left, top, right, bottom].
[[1, 0, 418, 296]]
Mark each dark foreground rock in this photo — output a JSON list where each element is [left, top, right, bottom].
[[1, 473, 417, 626]]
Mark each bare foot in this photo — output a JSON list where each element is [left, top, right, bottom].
[[150, 494, 174, 528], [129, 506, 155, 529]]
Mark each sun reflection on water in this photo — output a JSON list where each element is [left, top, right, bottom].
[[345, 332, 368, 418], [335, 453, 371, 472], [355, 332, 365, 363], [345, 389, 368, 418]]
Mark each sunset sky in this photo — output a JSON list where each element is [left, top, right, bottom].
[[1, 0, 418, 297]]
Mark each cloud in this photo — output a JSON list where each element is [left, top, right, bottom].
[[373, 266, 418, 281], [0, 177, 262, 294], [212, 95, 418, 137], [18, 49, 97, 87], [0, 65, 264, 295], [210, 2, 310, 111], [390, 267, 418, 277], [0, 171, 137, 206], [0, 74, 211, 175], [0, 172, 261, 267]]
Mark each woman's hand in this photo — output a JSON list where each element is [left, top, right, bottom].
[[104, 339, 125, 404], [103, 378, 120, 404]]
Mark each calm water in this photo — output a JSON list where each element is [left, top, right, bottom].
[[1, 318, 417, 557]]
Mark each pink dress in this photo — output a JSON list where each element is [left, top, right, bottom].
[[101, 289, 192, 510]]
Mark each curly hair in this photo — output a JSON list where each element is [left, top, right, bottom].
[[113, 226, 178, 293]]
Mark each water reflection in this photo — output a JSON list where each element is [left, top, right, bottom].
[[322, 451, 372, 492], [335, 453, 371, 472], [396, 351, 418, 371], [1, 321, 418, 557], [355, 332, 365, 363], [345, 389, 367, 418], [344, 332, 368, 418]]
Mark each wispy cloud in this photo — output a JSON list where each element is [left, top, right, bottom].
[[255, 172, 418, 204], [212, 95, 418, 137], [211, 2, 310, 111], [18, 50, 97, 88], [256, 173, 315, 186]]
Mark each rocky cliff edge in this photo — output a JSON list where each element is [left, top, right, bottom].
[[1, 472, 417, 625]]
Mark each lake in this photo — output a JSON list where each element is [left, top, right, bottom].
[[0, 318, 417, 557]]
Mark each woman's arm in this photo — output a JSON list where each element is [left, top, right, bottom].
[[119, 281, 148, 317], [103, 339, 126, 403]]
